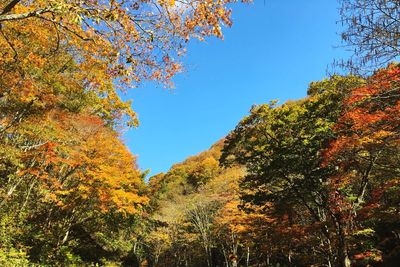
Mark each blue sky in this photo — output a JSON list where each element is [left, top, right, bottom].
[[123, 0, 349, 177]]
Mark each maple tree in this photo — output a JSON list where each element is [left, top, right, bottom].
[[324, 64, 400, 266], [0, 108, 149, 264], [0, 0, 247, 127], [0, 34, 151, 260]]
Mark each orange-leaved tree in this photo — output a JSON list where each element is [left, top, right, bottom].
[[324, 64, 400, 266], [0, 0, 248, 126], [0, 107, 149, 263]]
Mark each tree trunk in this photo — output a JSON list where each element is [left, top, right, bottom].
[[246, 246, 250, 267], [338, 223, 351, 267]]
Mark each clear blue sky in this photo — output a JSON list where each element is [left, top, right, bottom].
[[123, 0, 348, 177]]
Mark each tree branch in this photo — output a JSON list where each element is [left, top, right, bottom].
[[0, 7, 52, 22], [1, 0, 22, 15]]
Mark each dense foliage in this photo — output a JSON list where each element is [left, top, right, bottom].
[[143, 141, 247, 267], [145, 66, 400, 267]]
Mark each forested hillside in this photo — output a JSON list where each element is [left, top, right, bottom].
[[143, 68, 400, 267], [143, 140, 246, 266]]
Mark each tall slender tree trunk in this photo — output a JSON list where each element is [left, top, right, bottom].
[[246, 246, 250, 267], [204, 245, 212, 267], [338, 223, 351, 267]]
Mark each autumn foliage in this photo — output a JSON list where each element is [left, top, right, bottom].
[[142, 67, 400, 267], [0, 0, 246, 264], [323, 64, 400, 266], [1, 0, 400, 266]]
